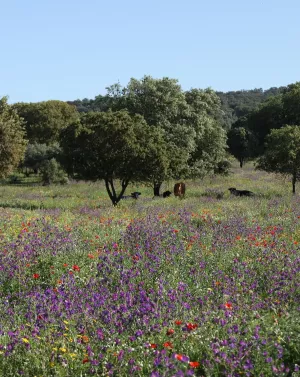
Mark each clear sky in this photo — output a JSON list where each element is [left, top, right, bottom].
[[1, 0, 299, 103]]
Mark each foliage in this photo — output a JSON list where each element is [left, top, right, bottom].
[[213, 157, 232, 176], [216, 86, 285, 129], [256, 125, 300, 193], [39, 158, 68, 185], [189, 117, 227, 177], [236, 83, 300, 157], [116, 76, 227, 192], [70, 86, 285, 131], [245, 95, 284, 154], [0, 97, 27, 178], [282, 82, 300, 125], [60, 110, 169, 205], [227, 126, 256, 167], [67, 77, 228, 194], [23, 142, 62, 173], [13, 100, 80, 144]]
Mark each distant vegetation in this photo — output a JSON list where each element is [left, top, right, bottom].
[[1, 77, 300, 200], [68, 85, 285, 130]]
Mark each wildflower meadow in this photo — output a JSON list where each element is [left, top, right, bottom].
[[0, 164, 300, 376]]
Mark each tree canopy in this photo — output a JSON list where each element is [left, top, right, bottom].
[[0, 97, 27, 178], [99, 76, 228, 195], [232, 82, 300, 158], [60, 110, 169, 205], [256, 125, 300, 193], [227, 126, 256, 168], [13, 100, 79, 144], [23, 143, 62, 173]]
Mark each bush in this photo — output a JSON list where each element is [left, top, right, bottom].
[[214, 158, 232, 176], [7, 174, 22, 184], [40, 158, 68, 185]]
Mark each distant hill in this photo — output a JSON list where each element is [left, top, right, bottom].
[[216, 87, 285, 129]]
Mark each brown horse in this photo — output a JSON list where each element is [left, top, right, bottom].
[[174, 182, 186, 198]]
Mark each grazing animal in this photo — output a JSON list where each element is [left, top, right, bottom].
[[121, 192, 141, 200], [174, 182, 186, 198], [131, 192, 141, 199], [228, 187, 254, 197], [162, 190, 172, 198]]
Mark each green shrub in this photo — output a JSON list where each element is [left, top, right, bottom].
[[40, 158, 68, 185]]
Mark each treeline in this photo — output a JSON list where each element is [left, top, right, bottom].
[[68, 86, 285, 129], [227, 83, 300, 165], [1, 76, 300, 203], [216, 87, 285, 129]]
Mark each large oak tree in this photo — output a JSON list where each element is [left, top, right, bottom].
[[60, 110, 169, 205], [106, 76, 227, 195]]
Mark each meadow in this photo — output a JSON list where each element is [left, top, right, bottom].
[[0, 164, 300, 377]]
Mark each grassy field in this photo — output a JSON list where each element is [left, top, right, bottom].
[[0, 164, 300, 376]]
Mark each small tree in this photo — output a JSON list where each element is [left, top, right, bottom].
[[60, 111, 169, 205], [256, 125, 300, 193], [23, 143, 61, 174], [227, 126, 254, 168], [40, 158, 68, 185], [0, 97, 27, 178]]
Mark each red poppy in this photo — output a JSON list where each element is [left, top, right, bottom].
[[186, 323, 198, 331], [87, 254, 95, 259], [166, 328, 175, 336], [163, 342, 173, 348], [150, 343, 157, 349], [175, 320, 183, 325], [33, 273, 40, 279], [189, 361, 200, 368], [82, 358, 89, 364], [72, 265, 80, 271], [175, 354, 183, 361], [63, 263, 68, 267], [225, 302, 233, 310]]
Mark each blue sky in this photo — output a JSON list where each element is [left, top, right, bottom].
[[1, 0, 299, 103]]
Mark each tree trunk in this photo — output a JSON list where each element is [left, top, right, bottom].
[[239, 158, 244, 168], [292, 173, 296, 194], [153, 182, 162, 197], [104, 177, 129, 206]]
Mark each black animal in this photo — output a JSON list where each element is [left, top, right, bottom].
[[121, 192, 141, 200], [162, 190, 172, 198], [228, 187, 254, 197], [131, 192, 141, 199]]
